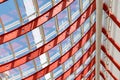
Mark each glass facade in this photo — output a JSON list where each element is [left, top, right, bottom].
[[0, 0, 97, 80]]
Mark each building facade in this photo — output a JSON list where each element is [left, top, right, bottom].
[[0, 0, 119, 80]]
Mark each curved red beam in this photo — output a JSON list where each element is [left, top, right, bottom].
[[100, 71, 106, 80], [74, 57, 95, 80], [0, 0, 74, 44], [102, 27, 120, 52], [103, 3, 120, 28], [56, 44, 95, 80], [23, 24, 96, 80], [0, 1, 96, 73], [100, 60, 118, 80], [86, 69, 95, 80], [0, 0, 7, 3], [101, 45, 120, 71]]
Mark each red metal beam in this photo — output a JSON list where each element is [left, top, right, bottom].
[[103, 3, 120, 28], [100, 60, 118, 80], [0, 0, 74, 44], [0, 1, 96, 73], [56, 43, 95, 80], [86, 69, 95, 80], [102, 27, 120, 52], [101, 45, 120, 71], [0, 0, 7, 4], [74, 57, 95, 80], [23, 23, 96, 80], [100, 71, 106, 80]]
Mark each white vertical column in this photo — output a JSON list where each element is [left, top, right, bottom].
[[95, 0, 103, 80]]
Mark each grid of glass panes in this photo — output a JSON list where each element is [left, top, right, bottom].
[[0, 0, 96, 80]]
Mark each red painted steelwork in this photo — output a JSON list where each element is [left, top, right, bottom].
[[0, 0, 7, 3], [74, 57, 95, 80], [101, 45, 120, 71], [100, 60, 118, 80], [0, 1, 96, 73], [0, 0, 74, 44], [56, 44, 95, 80], [102, 27, 120, 52], [86, 69, 95, 80], [23, 24, 96, 80], [100, 71, 106, 80], [103, 3, 120, 28]]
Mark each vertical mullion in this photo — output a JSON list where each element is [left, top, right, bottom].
[[33, 0, 54, 79], [0, 17, 16, 80], [14, 0, 38, 79], [51, 0, 66, 79], [79, 0, 86, 80], [67, 6, 77, 79]]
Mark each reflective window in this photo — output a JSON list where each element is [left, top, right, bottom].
[[61, 36, 71, 54], [4, 68, 21, 80], [57, 8, 69, 33], [64, 57, 73, 71], [84, 18, 90, 33], [70, 0, 80, 22], [41, 73, 52, 80], [43, 18, 57, 42], [34, 57, 42, 71], [48, 45, 61, 63], [0, 43, 14, 64], [66, 73, 75, 80], [0, 24, 4, 35], [37, 0, 52, 14], [54, 0, 61, 4], [53, 65, 63, 79], [82, 0, 90, 11], [73, 27, 81, 44], [76, 65, 84, 76], [0, 0, 21, 32], [27, 28, 43, 50], [21, 0, 37, 22], [39, 53, 49, 68], [74, 49, 82, 62], [83, 40, 90, 52], [20, 61, 36, 78], [10, 35, 29, 58]]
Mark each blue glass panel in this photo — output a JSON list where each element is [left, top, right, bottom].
[[17, 0, 27, 19], [7, 68, 21, 80], [64, 57, 73, 71], [20, 61, 35, 78], [82, 0, 90, 11], [70, 0, 80, 22], [0, 24, 3, 35], [0, 43, 14, 64], [73, 27, 81, 44], [74, 49, 82, 62], [84, 40, 90, 52], [48, 45, 61, 63], [37, 0, 52, 14], [57, 8, 69, 33], [61, 36, 71, 54], [84, 18, 90, 33], [27, 31, 37, 50], [53, 65, 63, 79], [43, 18, 57, 42], [10, 35, 29, 58], [54, 0, 61, 4], [34, 57, 42, 70], [0, 0, 20, 32]]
